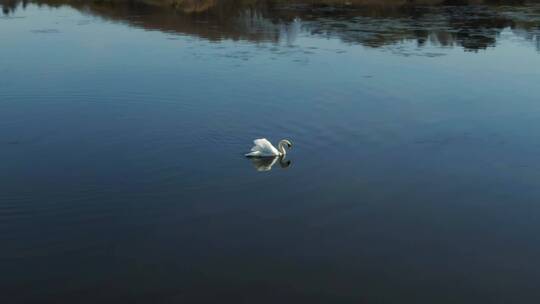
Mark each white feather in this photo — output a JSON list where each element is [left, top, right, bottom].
[[245, 138, 280, 157]]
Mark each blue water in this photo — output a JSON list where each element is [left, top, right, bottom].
[[2, 2, 540, 303]]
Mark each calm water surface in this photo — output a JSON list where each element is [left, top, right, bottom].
[[2, 1, 540, 303]]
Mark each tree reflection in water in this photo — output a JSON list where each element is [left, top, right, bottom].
[[1, 0, 539, 51]]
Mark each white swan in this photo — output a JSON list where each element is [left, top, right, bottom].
[[245, 138, 292, 157]]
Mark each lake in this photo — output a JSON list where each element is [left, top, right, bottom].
[[1, 1, 540, 303]]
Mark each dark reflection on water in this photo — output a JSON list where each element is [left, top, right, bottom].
[[2, 1, 540, 304], [2, 0, 540, 51]]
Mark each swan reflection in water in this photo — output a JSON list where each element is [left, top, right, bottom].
[[249, 156, 291, 172]]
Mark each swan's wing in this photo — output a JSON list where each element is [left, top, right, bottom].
[[245, 150, 262, 157], [250, 138, 279, 156]]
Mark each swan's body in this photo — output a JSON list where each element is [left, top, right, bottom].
[[245, 138, 292, 157]]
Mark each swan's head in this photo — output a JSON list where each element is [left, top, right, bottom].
[[279, 139, 293, 149]]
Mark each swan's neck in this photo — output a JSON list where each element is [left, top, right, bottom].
[[278, 142, 287, 156]]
